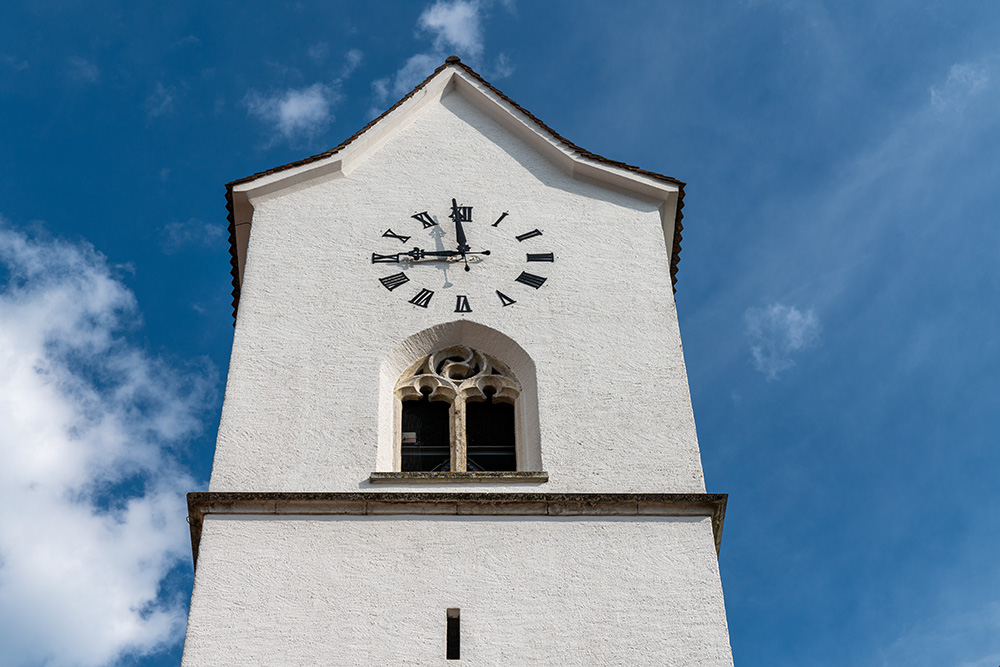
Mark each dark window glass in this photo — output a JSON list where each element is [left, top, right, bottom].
[[401, 397, 450, 471], [466, 400, 516, 471], [446, 608, 460, 660]]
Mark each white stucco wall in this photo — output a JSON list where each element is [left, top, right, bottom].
[[210, 82, 704, 493], [181, 515, 733, 666]]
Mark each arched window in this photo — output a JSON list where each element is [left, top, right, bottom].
[[396, 345, 520, 472]]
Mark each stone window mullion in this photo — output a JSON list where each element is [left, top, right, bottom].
[[452, 396, 467, 473]]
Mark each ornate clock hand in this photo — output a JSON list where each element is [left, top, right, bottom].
[[372, 248, 462, 264], [449, 199, 476, 270], [451, 198, 470, 253], [396, 248, 463, 261], [380, 248, 488, 264], [410, 248, 461, 258]]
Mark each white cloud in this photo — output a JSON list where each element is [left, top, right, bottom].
[[244, 49, 364, 145], [368, 77, 391, 118], [0, 222, 213, 666], [67, 56, 99, 83], [171, 35, 201, 48], [370, 0, 511, 117], [930, 61, 990, 111], [418, 0, 485, 59], [244, 82, 336, 141], [745, 303, 820, 380], [308, 41, 329, 62], [3, 55, 28, 71], [391, 52, 444, 98], [491, 52, 515, 79], [145, 82, 176, 118], [160, 218, 227, 254], [341, 47, 364, 78], [738, 54, 999, 316], [880, 602, 1000, 667]]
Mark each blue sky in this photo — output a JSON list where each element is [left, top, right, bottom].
[[1, 1, 998, 665]]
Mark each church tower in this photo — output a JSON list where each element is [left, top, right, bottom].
[[181, 57, 733, 665]]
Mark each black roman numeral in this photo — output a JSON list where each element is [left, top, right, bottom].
[[515, 229, 543, 242], [409, 288, 434, 308], [492, 211, 508, 227], [515, 271, 547, 289], [496, 290, 516, 307], [379, 272, 410, 291], [454, 295, 472, 313], [382, 229, 411, 244], [526, 252, 554, 262], [411, 211, 437, 228], [371, 253, 400, 263], [449, 199, 473, 222]]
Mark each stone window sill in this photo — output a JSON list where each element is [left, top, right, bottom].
[[369, 471, 549, 484]]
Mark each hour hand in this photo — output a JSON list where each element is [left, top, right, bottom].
[[370, 248, 472, 264], [384, 248, 461, 262], [414, 248, 490, 260], [405, 248, 461, 260], [416, 249, 462, 258]]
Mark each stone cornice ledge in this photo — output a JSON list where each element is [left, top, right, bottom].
[[187, 492, 728, 567], [369, 471, 549, 484]]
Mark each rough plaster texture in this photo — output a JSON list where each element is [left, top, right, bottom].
[[181, 515, 734, 666], [211, 81, 705, 494], [189, 69, 732, 666]]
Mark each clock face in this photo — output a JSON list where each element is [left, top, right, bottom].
[[370, 198, 555, 312]]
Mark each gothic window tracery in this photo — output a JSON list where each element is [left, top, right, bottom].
[[395, 345, 520, 472]]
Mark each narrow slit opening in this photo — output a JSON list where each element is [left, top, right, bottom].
[[446, 608, 460, 660]]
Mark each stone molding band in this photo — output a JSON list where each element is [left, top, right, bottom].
[[369, 471, 549, 483], [187, 492, 728, 566]]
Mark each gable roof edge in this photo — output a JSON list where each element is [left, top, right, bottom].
[[223, 57, 686, 324]]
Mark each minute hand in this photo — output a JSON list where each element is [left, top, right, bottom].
[[452, 198, 469, 251]]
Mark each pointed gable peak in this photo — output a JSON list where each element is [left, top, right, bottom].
[[223, 58, 686, 321], [227, 56, 683, 197]]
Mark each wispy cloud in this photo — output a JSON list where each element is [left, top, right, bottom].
[[879, 602, 1000, 667], [369, 0, 513, 117], [3, 55, 28, 72], [340, 47, 364, 78], [0, 222, 213, 667], [171, 34, 201, 49], [492, 52, 515, 79], [419, 0, 485, 60], [930, 61, 990, 111], [160, 218, 227, 254], [66, 56, 99, 83], [687, 52, 1000, 388], [375, 53, 442, 105], [244, 82, 337, 142], [145, 82, 176, 118], [744, 303, 820, 380], [244, 49, 363, 145], [308, 42, 329, 63]]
